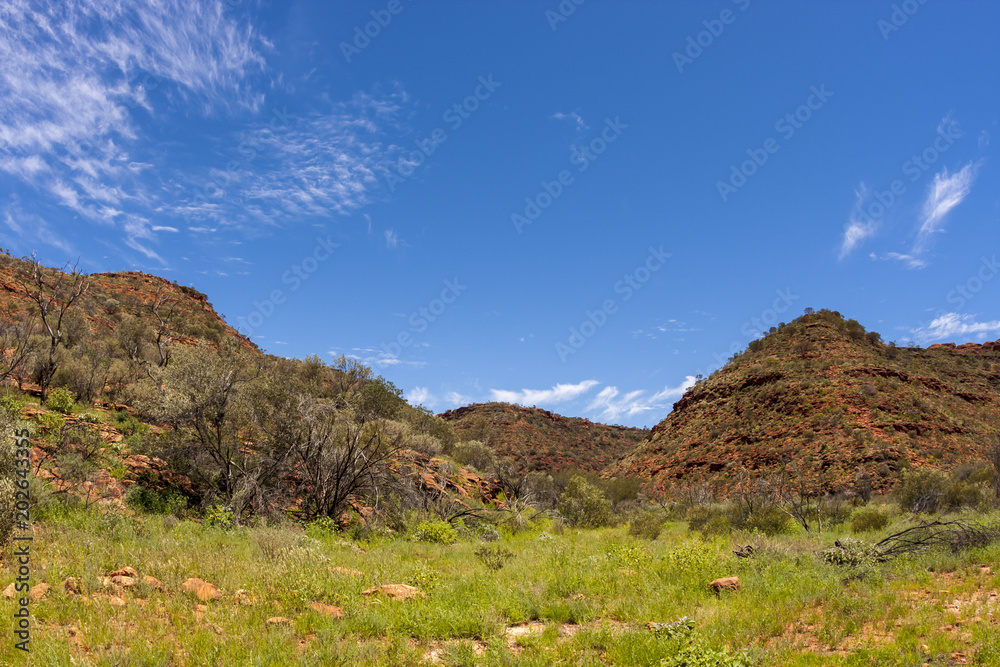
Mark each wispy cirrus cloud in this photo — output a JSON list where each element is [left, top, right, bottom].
[[489, 379, 600, 405], [0, 0, 268, 260], [913, 162, 978, 255], [911, 312, 1000, 343], [586, 376, 696, 422], [839, 183, 878, 259]]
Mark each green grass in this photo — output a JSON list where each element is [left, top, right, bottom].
[[1, 506, 999, 665]]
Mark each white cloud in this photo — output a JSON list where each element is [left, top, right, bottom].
[[0, 0, 267, 262], [407, 386, 432, 406], [839, 183, 877, 259], [911, 312, 1000, 343], [914, 162, 977, 254], [551, 111, 587, 131], [586, 376, 696, 422], [489, 379, 599, 406], [384, 228, 398, 248]]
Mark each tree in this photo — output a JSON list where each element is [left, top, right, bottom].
[[558, 475, 613, 527], [0, 308, 38, 387], [290, 402, 403, 521], [147, 340, 262, 523], [15, 255, 89, 399]]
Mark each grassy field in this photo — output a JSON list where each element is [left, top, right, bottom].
[[1, 502, 999, 666]]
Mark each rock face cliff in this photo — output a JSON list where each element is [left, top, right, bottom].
[[440, 402, 649, 473], [608, 310, 1000, 495]]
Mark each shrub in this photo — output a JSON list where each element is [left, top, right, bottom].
[[413, 520, 458, 545], [732, 503, 793, 536], [124, 485, 188, 516], [0, 395, 23, 421], [0, 422, 17, 545], [659, 636, 753, 667], [558, 475, 614, 528], [474, 544, 514, 571], [851, 507, 890, 533], [686, 504, 731, 537], [628, 511, 664, 540], [46, 387, 76, 414], [407, 433, 442, 457], [820, 538, 884, 568], [451, 440, 497, 473], [203, 504, 235, 529]]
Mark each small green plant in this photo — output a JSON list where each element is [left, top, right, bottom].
[[474, 543, 514, 571], [124, 485, 188, 516], [0, 395, 23, 421], [606, 542, 650, 569], [628, 510, 664, 540], [46, 387, 76, 414], [77, 411, 102, 423], [414, 520, 458, 545], [660, 542, 715, 575], [850, 507, 890, 533], [305, 516, 340, 538], [820, 537, 884, 568], [648, 616, 696, 639], [659, 632, 753, 667], [407, 563, 442, 590], [203, 504, 235, 529], [37, 412, 65, 434]]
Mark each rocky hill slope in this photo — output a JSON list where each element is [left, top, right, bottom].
[[608, 310, 1000, 496], [440, 402, 649, 473]]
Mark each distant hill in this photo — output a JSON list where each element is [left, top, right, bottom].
[[608, 310, 1000, 496], [440, 402, 650, 474], [0, 253, 253, 352]]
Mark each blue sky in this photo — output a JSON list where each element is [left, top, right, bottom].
[[1, 0, 998, 427]]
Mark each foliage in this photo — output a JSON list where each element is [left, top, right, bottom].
[[46, 386, 76, 414], [659, 634, 754, 667], [648, 616, 696, 639], [894, 467, 991, 513], [660, 542, 715, 575], [473, 543, 514, 570], [203, 504, 235, 530], [450, 439, 497, 473], [0, 416, 17, 545], [850, 507, 890, 533], [413, 520, 458, 545], [686, 504, 731, 537], [820, 538, 884, 568], [628, 510, 665, 540], [124, 484, 188, 516], [0, 395, 23, 421], [558, 475, 614, 528]]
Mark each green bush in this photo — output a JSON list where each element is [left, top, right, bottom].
[[558, 475, 614, 528], [124, 485, 188, 516], [413, 520, 458, 545], [46, 387, 76, 414], [203, 504, 235, 529], [895, 467, 990, 513], [686, 504, 731, 537], [820, 538, 884, 568], [738, 504, 793, 536], [474, 544, 514, 570], [451, 440, 497, 473], [628, 510, 664, 540], [659, 634, 753, 667], [851, 507, 890, 533], [0, 395, 23, 421]]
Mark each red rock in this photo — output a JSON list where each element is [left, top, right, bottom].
[[181, 578, 220, 601], [709, 577, 741, 593], [362, 584, 424, 600], [309, 601, 343, 618]]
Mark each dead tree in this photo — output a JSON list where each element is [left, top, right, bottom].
[[15, 255, 89, 399]]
